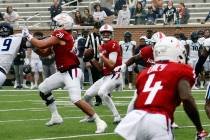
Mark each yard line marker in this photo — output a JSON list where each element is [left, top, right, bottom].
[[0, 114, 116, 123], [29, 133, 115, 140]]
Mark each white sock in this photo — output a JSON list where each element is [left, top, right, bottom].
[[34, 72, 39, 86], [102, 95, 120, 117], [48, 102, 59, 116], [93, 113, 101, 123]]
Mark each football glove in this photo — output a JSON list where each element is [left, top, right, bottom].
[[22, 27, 33, 41], [195, 130, 209, 140], [114, 64, 127, 73]]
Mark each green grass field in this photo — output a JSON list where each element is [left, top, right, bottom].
[[0, 88, 209, 140]]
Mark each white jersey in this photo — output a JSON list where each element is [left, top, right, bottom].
[[119, 40, 136, 63], [186, 40, 202, 59], [0, 33, 22, 73]]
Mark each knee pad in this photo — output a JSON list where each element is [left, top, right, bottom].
[[39, 92, 55, 106], [84, 95, 92, 102], [83, 95, 92, 105]]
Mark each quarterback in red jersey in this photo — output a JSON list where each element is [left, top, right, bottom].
[[22, 13, 107, 133], [115, 37, 208, 140], [81, 24, 122, 124]]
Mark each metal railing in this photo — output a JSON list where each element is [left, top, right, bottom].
[[17, 12, 42, 29]]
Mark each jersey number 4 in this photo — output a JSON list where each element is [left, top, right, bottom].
[[1, 39, 12, 51], [143, 74, 163, 105]]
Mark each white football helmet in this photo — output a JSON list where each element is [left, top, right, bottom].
[[151, 32, 166, 43], [53, 13, 74, 30], [99, 24, 113, 41], [153, 36, 187, 64]]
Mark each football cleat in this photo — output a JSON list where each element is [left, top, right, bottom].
[[45, 115, 63, 127], [30, 84, 38, 89], [113, 115, 121, 124], [172, 122, 179, 129], [195, 130, 209, 140], [79, 116, 95, 123], [95, 120, 107, 134]]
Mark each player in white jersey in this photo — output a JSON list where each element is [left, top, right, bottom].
[[0, 22, 24, 86], [186, 32, 203, 89], [186, 32, 202, 69], [119, 31, 136, 89]]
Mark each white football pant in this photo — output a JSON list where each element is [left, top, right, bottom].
[[39, 68, 84, 103], [85, 72, 122, 117], [0, 71, 6, 86], [115, 110, 173, 140]]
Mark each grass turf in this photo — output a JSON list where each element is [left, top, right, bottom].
[[0, 88, 209, 140]]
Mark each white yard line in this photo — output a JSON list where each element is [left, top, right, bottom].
[[29, 133, 116, 140], [0, 106, 74, 112], [0, 114, 115, 123], [179, 124, 210, 128]]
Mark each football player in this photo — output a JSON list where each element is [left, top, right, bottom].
[[119, 31, 136, 89], [186, 32, 203, 89], [0, 22, 25, 86], [82, 24, 122, 124], [115, 36, 209, 140], [186, 32, 202, 68], [22, 13, 107, 134]]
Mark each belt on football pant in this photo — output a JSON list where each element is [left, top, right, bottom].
[[59, 65, 79, 73], [0, 67, 6, 75]]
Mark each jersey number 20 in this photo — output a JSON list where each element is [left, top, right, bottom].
[[1, 39, 12, 51], [143, 74, 163, 105]]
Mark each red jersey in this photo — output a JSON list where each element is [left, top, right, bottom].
[[139, 46, 154, 67], [100, 40, 122, 76], [52, 30, 80, 72], [134, 62, 195, 121]]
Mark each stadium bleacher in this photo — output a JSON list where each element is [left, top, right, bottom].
[[0, 0, 210, 28]]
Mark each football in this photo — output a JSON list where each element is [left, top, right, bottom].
[[83, 48, 94, 62]]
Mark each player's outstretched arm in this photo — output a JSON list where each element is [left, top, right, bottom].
[[125, 54, 141, 67], [30, 36, 60, 49], [114, 53, 141, 72], [22, 28, 60, 49], [178, 79, 203, 132]]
